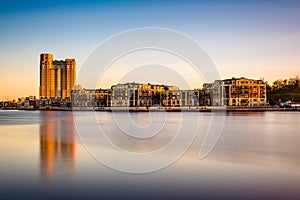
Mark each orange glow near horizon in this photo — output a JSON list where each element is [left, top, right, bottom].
[[1, 66, 299, 101]]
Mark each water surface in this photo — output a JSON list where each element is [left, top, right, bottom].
[[0, 110, 299, 199]]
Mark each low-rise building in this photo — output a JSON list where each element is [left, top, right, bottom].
[[72, 89, 96, 108], [205, 77, 267, 106], [95, 89, 111, 107], [111, 83, 141, 107], [110, 83, 179, 107]]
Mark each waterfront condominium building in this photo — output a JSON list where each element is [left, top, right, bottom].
[[39, 53, 76, 98], [207, 77, 267, 106], [110, 83, 179, 107]]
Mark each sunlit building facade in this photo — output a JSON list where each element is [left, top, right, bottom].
[[71, 78, 266, 108], [207, 77, 267, 106], [39, 53, 76, 98], [110, 83, 178, 107], [228, 77, 266, 106]]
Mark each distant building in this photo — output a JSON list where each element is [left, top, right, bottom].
[[161, 90, 180, 107], [202, 83, 213, 106], [39, 53, 76, 98], [111, 83, 140, 107], [24, 96, 37, 109], [60, 78, 267, 109], [205, 77, 267, 106], [161, 89, 206, 107], [72, 89, 96, 108], [138, 83, 169, 107], [180, 90, 204, 107], [110, 83, 179, 107], [95, 89, 111, 107]]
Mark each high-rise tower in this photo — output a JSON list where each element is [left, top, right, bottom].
[[39, 53, 76, 98]]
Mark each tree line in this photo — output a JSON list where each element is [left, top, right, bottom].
[[266, 75, 300, 91], [266, 75, 300, 105]]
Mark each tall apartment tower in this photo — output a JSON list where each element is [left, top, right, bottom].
[[39, 53, 76, 98]]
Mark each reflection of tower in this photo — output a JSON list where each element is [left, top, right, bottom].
[[39, 53, 76, 98], [39, 111, 76, 184]]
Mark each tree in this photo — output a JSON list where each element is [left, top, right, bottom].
[[265, 81, 272, 91], [272, 79, 283, 90], [283, 79, 288, 87], [295, 75, 300, 87]]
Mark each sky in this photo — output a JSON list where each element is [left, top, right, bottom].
[[0, 0, 299, 100]]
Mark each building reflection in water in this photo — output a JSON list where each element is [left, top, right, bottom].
[[39, 111, 76, 184]]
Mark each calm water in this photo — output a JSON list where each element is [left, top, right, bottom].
[[0, 110, 299, 199]]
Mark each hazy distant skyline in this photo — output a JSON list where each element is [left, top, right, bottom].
[[0, 0, 299, 100]]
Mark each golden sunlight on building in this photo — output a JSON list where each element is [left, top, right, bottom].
[[39, 53, 76, 98], [209, 77, 267, 106]]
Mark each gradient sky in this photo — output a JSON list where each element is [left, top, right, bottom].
[[0, 0, 299, 100]]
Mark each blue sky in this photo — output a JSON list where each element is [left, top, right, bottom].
[[0, 0, 299, 100]]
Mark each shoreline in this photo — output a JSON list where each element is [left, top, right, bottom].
[[2, 106, 300, 112]]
